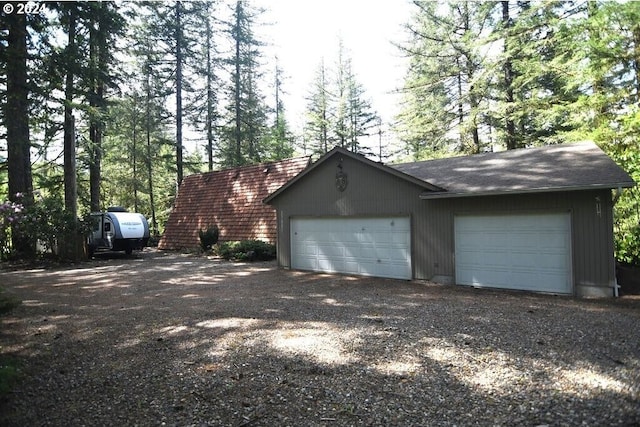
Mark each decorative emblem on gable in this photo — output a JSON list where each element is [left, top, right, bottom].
[[335, 170, 348, 192], [336, 158, 348, 192]]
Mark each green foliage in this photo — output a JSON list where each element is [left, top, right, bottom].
[[218, 1, 270, 168], [198, 225, 220, 252], [616, 223, 640, 266], [0, 194, 89, 261], [25, 196, 85, 256], [607, 145, 640, 265], [398, 1, 640, 264], [0, 199, 26, 260], [304, 42, 380, 157], [0, 356, 20, 397], [218, 240, 276, 261]]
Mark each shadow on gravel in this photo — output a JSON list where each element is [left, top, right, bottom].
[[0, 249, 638, 426]]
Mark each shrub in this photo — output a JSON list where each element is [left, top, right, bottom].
[[198, 225, 219, 252], [218, 240, 276, 261], [0, 197, 26, 260]]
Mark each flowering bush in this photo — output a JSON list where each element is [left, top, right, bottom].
[[0, 193, 89, 261], [0, 197, 26, 260]]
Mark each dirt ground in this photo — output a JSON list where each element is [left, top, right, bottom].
[[0, 249, 639, 426]]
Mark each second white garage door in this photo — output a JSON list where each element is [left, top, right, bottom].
[[291, 217, 411, 280], [455, 213, 572, 294]]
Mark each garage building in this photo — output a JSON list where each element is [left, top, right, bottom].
[[264, 142, 635, 297]]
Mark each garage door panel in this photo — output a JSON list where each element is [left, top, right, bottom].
[[291, 217, 411, 280], [455, 214, 571, 294]]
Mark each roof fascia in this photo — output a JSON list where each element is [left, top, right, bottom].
[[419, 182, 636, 200]]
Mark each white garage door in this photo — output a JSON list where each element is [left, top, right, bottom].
[[455, 213, 572, 294], [291, 217, 411, 280]]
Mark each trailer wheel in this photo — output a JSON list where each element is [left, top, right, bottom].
[[125, 245, 133, 256]]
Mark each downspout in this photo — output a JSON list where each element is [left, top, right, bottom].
[[612, 187, 623, 297]]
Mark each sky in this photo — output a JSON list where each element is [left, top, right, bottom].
[[256, 0, 416, 144]]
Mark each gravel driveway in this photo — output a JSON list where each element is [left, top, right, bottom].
[[1, 249, 639, 426]]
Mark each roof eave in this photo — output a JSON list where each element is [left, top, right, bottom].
[[419, 182, 636, 200]]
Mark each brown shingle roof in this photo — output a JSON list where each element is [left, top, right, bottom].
[[158, 156, 310, 250], [392, 142, 635, 198]]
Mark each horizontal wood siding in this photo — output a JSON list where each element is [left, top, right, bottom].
[[270, 153, 616, 295]]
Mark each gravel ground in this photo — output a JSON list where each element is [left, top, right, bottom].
[[0, 249, 639, 426]]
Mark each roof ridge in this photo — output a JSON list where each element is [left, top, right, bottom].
[[183, 156, 310, 181]]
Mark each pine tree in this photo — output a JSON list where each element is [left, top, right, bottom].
[[189, 1, 221, 172], [396, 1, 489, 156], [304, 59, 332, 156], [263, 58, 294, 161], [145, 1, 202, 184], [344, 57, 379, 156], [220, 0, 268, 167]]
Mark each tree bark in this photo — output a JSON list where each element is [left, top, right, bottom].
[[5, 10, 34, 257], [89, 11, 101, 211], [145, 47, 158, 236], [175, 1, 184, 184], [205, 4, 214, 172], [64, 9, 77, 219], [234, 1, 242, 166], [502, 1, 517, 150]]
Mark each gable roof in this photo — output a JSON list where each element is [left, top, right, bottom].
[[159, 156, 310, 250], [392, 142, 635, 199], [263, 147, 444, 204]]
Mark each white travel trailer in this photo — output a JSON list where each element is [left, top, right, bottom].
[[88, 207, 150, 256]]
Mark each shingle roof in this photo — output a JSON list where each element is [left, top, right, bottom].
[[392, 142, 635, 199], [158, 156, 310, 250]]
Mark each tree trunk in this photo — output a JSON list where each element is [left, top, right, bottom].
[[132, 96, 139, 213], [89, 13, 101, 211], [145, 49, 158, 236], [64, 9, 77, 220], [175, 1, 184, 185], [5, 11, 34, 257], [632, 22, 640, 105], [234, 2, 242, 166], [502, 0, 516, 150], [456, 57, 464, 148], [206, 6, 214, 172], [463, 3, 480, 153]]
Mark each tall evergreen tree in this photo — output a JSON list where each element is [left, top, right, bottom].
[[304, 59, 331, 156], [303, 43, 379, 157], [263, 58, 294, 161], [344, 58, 379, 155], [145, 1, 201, 184], [396, 1, 489, 155], [189, 1, 221, 172], [2, 8, 34, 256], [220, 0, 268, 167]]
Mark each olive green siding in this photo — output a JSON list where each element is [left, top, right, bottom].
[[270, 154, 617, 296]]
